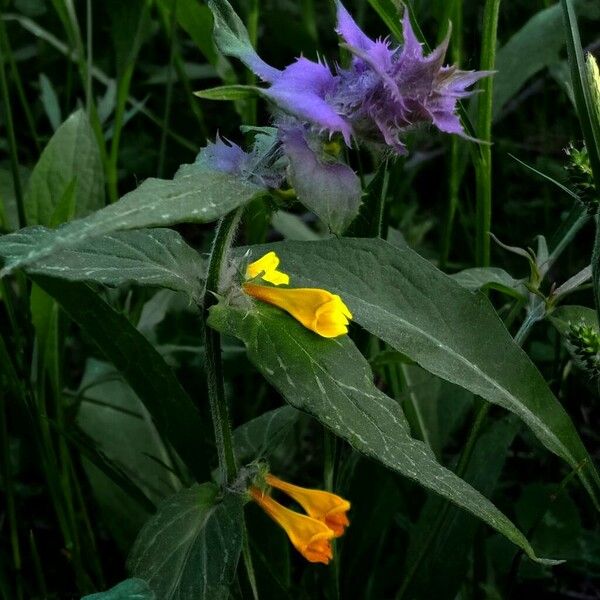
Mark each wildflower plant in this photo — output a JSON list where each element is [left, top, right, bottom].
[[1, 0, 600, 598]]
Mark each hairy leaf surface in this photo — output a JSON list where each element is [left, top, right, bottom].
[[209, 302, 556, 563], [243, 238, 600, 505]]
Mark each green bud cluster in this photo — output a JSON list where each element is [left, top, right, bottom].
[[565, 144, 598, 215], [567, 320, 600, 378]]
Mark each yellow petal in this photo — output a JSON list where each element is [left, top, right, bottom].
[[245, 251, 290, 286], [243, 283, 352, 338], [266, 474, 351, 537], [250, 487, 335, 564]]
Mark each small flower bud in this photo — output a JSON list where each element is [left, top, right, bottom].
[[567, 320, 600, 378]]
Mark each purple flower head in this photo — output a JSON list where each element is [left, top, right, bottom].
[[333, 1, 491, 153], [264, 58, 352, 145]]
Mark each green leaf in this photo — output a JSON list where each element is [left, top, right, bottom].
[[194, 84, 261, 101], [128, 483, 244, 600], [366, 0, 403, 41], [8, 228, 205, 301], [172, 0, 217, 64], [450, 267, 526, 298], [402, 416, 520, 600], [77, 358, 182, 549], [233, 406, 301, 465], [208, 301, 557, 564], [24, 109, 104, 227], [39, 73, 61, 131], [0, 167, 263, 277], [494, 0, 600, 120], [207, 0, 260, 71], [31, 276, 208, 482], [245, 238, 600, 506], [82, 578, 155, 600], [549, 305, 598, 335]]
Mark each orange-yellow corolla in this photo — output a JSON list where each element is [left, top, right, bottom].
[[265, 473, 350, 537], [243, 252, 352, 338], [250, 487, 335, 564]]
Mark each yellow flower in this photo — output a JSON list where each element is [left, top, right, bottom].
[[243, 251, 352, 338], [265, 474, 350, 537], [250, 486, 335, 564], [243, 283, 352, 338], [245, 251, 290, 286]]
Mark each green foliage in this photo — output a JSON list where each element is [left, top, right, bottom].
[[127, 484, 244, 600], [208, 301, 556, 564], [24, 110, 104, 226], [8, 228, 206, 300], [32, 276, 207, 482], [1, 0, 600, 597], [82, 578, 155, 599], [0, 168, 263, 276], [246, 238, 600, 505]]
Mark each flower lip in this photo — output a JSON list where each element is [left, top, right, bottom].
[[245, 251, 290, 286], [265, 474, 351, 538]]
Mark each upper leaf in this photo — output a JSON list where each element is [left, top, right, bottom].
[[242, 238, 600, 506], [0, 167, 263, 277], [128, 483, 244, 600], [208, 302, 557, 564], [4, 228, 205, 301]]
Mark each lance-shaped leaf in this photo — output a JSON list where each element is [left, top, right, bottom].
[[25, 109, 105, 227], [241, 238, 600, 506], [128, 483, 244, 600], [208, 301, 557, 564], [0, 166, 263, 277], [3, 228, 205, 301]]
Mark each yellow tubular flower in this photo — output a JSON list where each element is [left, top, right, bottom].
[[245, 251, 290, 286], [243, 283, 353, 338], [265, 474, 350, 537], [250, 487, 335, 564]]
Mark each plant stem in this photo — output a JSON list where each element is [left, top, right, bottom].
[[474, 0, 501, 267], [0, 19, 26, 229], [202, 209, 242, 483], [202, 208, 260, 597], [158, 0, 178, 178]]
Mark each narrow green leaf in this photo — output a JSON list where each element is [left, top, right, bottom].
[[246, 238, 600, 506], [208, 302, 557, 564], [494, 0, 600, 119], [30, 276, 208, 482], [0, 168, 263, 277], [82, 578, 155, 599], [128, 483, 244, 600], [366, 0, 403, 41], [194, 84, 261, 101], [24, 109, 104, 227], [7, 228, 205, 301], [38, 73, 61, 131], [561, 0, 600, 184]]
